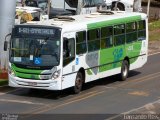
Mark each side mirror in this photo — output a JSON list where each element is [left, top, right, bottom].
[[4, 41, 8, 51], [63, 51, 67, 57], [4, 33, 11, 51]]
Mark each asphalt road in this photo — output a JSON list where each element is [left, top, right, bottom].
[[0, 53, 160, 120]]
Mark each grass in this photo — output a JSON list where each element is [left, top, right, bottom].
[[149, 20, 160, 31], [149, 32, 160, 41], [149, 20, 160, 41]]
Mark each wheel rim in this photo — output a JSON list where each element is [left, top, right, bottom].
[[75, 77, 82, 89], [75, 74, 83, 92], [114, 7, 120, 11], [123, 64, 128, 77]]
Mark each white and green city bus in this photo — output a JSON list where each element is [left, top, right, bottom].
[[5, 11, 148, 93]]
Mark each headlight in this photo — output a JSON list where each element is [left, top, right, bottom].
[[52, 69, 61, 79], [8, 66, 15, 76]]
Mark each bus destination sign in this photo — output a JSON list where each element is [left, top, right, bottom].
[[14, 26, 56, 37]]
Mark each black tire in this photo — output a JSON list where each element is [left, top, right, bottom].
[[117, 4, 125, 11], [120, 60, 129, 81], [112, 3, 125, 11], [73, 72, 84, 94]]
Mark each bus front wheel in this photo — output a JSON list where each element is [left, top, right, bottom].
[[73, 72, 84, 94], [120, 60, 129, 81]]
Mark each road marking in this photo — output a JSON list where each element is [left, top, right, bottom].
[[22, 90, 105, 118], [65, 90, 98, 102], [107, 99, 160, 120], [22, 90, 99, 114], [116, 73, 160, 89], [103, 86, 117, 89], [36, 91, 105, 114], [44, 90, 97, 99], [0, 53, 159, 117], [0, 93, 5, 95], [0, 85, 8, 88], [21, 71, 160, 116], [123, 101, 160, 114], [131, 73, 160, 85], [0, 88, 22, 96], [145, 103, 155, 110], [149, 52, 160, 56], [115, 71, 160, 87], [128, 91, 149, 97], [0, 99, 44, 105], [4, 88, 22, 94]]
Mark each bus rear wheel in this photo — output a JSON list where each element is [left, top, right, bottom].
[[73, 72, 83, 94], [120, 60, 129, 81]]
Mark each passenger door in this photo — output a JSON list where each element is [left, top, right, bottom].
[[62, 33, 76, 89]]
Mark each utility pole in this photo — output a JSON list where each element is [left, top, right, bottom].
[[47, 0, 51, 17], [63, 0, 65, 9], [0, 0, 16, 79], [147, 0, 151, 18], [76, 0, 83, 15], [21, 0, 25, 7]]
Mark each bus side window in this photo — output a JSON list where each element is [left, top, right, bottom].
[[87, 29, 100, 52], [114, 24, 125, 46], [137, 20, 146, 41], [76, 31, 87, 55], [101, 26, 113, 49], [63, 38, 75, 66], [126, 22, 137, 43]]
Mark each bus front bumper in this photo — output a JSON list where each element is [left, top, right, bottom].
[[8, 75, 62, 90]]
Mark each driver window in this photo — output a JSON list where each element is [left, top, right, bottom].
[[63, 38, 75, 66]]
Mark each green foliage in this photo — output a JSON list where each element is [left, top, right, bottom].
[[149, 20, 160, 41], [149, 20, 160, 31]]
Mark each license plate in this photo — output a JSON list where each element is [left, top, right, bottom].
[[28, 82, 37, 86]]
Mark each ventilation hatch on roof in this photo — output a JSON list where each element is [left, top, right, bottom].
[[97, 10, 114, 15], [54, 16, 75, 22]]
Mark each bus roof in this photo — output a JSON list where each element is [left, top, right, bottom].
[[24, 11, 147, 30]]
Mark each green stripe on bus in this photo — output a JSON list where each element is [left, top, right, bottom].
[[12, 64, 43, 74], [15, 72, 40, 80], [87, 15, 141, 29]]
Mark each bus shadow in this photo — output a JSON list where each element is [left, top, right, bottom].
[[128, 70, 142, 78], [82, 70, 141, 91], [6, 88, 71, 100], [6, 70, 141, 100]]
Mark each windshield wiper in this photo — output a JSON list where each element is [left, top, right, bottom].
[[42, 37, 50, 44], [40, 37, 51, 48]]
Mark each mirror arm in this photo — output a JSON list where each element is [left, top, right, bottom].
[[5, 33, 12, 41], [4, 33, 12, 51]]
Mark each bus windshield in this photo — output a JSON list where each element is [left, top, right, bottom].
[[10, 26, 61, 69]]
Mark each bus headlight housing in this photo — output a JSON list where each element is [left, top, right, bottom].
[[52, 70, 61, 79], [8, 67, 15, 76]]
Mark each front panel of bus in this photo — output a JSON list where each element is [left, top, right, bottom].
[[8, 25, 63, 90]]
